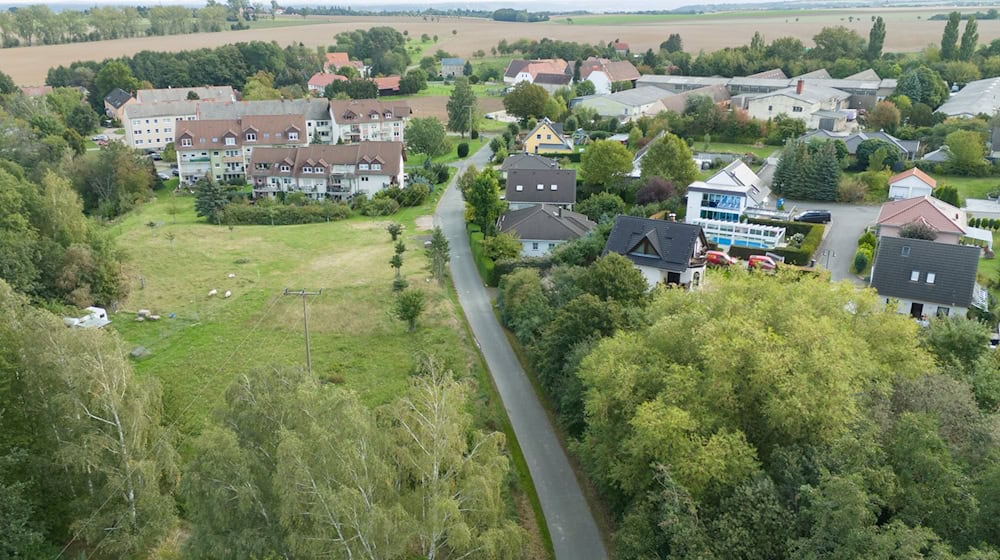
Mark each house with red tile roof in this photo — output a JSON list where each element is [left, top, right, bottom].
[[307, 72, 348, 94], [324, 52, 365, 75], [888, 168, 937, 200], [374, 75, 401, 96], [503, 59, 571, 86], [876, 196, 966, 244], [580, 57, 640, 94], [613, 42, 629, 56]]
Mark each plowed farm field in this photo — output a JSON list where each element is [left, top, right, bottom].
[[2, 8, 998, 86]]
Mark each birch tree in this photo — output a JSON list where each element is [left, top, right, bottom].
[[389, 360, 524, 560]]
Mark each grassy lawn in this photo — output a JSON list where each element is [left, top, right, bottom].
[[938, 176, 1000, 201], [408, 137, 483, 166], [695, 142, 778, 159], [110, 189, 476, 442], [387, 81, 504, 99]]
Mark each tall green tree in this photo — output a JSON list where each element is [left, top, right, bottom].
[[868, 16, 886, 60], [465, 169, 504, 235], [960, 16, 980, 61], [426, 226, 450, 285], [581, 140, 633, 189], [446, 76, 476, 137], [944, 129, 988, 175], [639, 132, 698, 188], [941, 11, 961, 60], [404, 117, 447, 158], [807, 141, 841, 201], [502, 81, 548, 122]]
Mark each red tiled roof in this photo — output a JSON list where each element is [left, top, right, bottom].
[[374, 76, 401, 92], [876, 196, 965, 235], [308, 72, 347, 88], [889, 167, 937, 189]]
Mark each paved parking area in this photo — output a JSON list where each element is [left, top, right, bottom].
[[784, 201, 882, 284]]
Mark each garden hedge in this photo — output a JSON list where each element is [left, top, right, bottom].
[[468, 224, 498, 286], [219, 202, 352, 225], [726, 219, 825, 266]]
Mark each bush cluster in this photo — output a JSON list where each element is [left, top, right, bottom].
[[374, 183, 431, 207], [468, 224, 497, 285], [219, 201, 351, 225], [970, 217, 1000, 229], [729, 219, 825, 265]]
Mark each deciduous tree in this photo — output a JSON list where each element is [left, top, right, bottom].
[[502, 81, 548, 122], [868, 16, 886, 60], [465, 169, 504, 235], [405, 117, 447, 158], [960, 16, 979, 60], [941, 11, 961, 60], [446, 76, 476, 137], [639, 132, 698, 188], [581, 140, 633, 188]]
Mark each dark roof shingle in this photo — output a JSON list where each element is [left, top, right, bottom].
[[870, 236, 980, 308], [603, 216, 706, 272], [505, 169, 576, 205], [498, 204, 595, 241]]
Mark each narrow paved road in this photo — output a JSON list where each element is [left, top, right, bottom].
[[435, 143, 608, 560]]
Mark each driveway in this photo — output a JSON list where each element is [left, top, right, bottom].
[[435, 144, 608, 560], [784, 200, 882, 284]]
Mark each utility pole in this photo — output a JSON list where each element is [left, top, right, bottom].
[[283, 288, 323, 373]]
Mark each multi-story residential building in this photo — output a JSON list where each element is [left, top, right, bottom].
[[174, 115, 307, 184], [124, 98, 338, 150], [328, 100, 411, 144], [248, 143, 405, 200]]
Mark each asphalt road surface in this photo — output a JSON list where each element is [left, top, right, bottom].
[[788, 200, 882, 284], [435, 142, 608, 560]]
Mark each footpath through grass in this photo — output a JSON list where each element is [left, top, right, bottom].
[[111, 189, 472, 442]]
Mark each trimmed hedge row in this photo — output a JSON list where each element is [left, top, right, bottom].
[[540, 152, 581, 162], [468, 224, 498, 286], [727, 219, 825, 266], [220, 202, 352, 225]]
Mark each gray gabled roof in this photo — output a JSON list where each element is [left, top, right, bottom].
[[870, 236, 980, 308], [104, 87, 132, 109], [500, 153, 560, 172], [799, 129, 920, 156], [534, 73, 573, 86], [497, 204, 595, 241], [603, 216, 706, 273], [505, 168, 576, 204], [921, 146, 951, 162], [937, 77, 1000, 117]]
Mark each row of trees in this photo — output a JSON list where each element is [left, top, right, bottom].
[[0, 3, 250, 48], [46, 41, 323, 111]]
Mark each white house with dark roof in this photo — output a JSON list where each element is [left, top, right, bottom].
[[685, 160, 784, 249], [573, 86, 675, 121], [870, 236, 984, 318], [499, 153, 560, 179], [441, 57, 465, 78], [497, 204, 596, 257], [603, 216, 709, 290], [505, 168, 576, 210]]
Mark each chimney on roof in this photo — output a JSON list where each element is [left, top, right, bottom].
[[557, 206, 563, 218], [668, 212, 677, 222], [796, 79, 804, 95]]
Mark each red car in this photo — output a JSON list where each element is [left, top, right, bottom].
[[747, 255, 777, 271], [706, 250, 739, 266]]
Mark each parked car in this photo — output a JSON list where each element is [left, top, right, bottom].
[[171, 168, 180, 176], [91, 134, 108, 142], [150, 152, 163, 161], [706, 250, 739, 267], [793, 210, 832, 224], [748, 255, 777, 271], [157, 172, 171, 180]]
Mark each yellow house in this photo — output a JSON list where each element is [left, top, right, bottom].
[[523, 118, 573, 154]]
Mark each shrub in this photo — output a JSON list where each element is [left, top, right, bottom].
[[837, 177, 868, 203], [858, 230, 877, 249], [457, 142, 470, 158], [219, 200, 351, 225], [748, 218, 824, 265], [392, 276, 409, 291], [363, 197, 400, 216], [852, 250, 869, 273], [376, 183, 430, 207], [470, 129, 479, 140]]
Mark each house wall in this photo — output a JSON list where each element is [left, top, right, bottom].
[[686, 189, 748, 223], [587, 72, 613, 95], [888, 183, 933, 200], [442, 63, 463, 77], [520, 239, 562, 257], [877, 225, 961, 245], [330, 119, 405, 144], [887, 297, 967, 319], [523, 123, 571, 154], [746, 94, 820, 127], [126, 112, 196, 149], [636, 264, 706, 290]]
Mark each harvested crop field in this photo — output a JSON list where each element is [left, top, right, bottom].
[[397, 95, 504, 122], [3, 8, 999, 86]]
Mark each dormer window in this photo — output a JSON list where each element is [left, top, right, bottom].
[[359, 163, 369, 170], [288, 132, 299, 141], [384, 111, 392, 118], [370, 113, 379, 120], [372, 163, 381, 170], [180, 138, 192, 147], [302, 166, 312, 174], [246, 132, 257, 142], [225, 136, 235, 146], [629, 238, 658, 257], [280, 164, 290, 172]]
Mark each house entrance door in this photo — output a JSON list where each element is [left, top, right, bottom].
[[910, 302, 924, 318], [666, 272, 681, 285]]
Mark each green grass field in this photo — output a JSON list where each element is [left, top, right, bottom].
[[696, 142, 778, 159], [939, 176, 1000, 201], [110, 189, 477, 441]]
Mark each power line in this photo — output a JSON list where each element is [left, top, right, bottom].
[[282, 288, 323, 373]]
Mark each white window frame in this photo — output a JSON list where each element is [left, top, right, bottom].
[[246, 132, 257, 142], [926, 272, 936, 284], [180, 138, 192, 147], [910, 270, 920, 282], [225, 137, 236, 146], [280, 165, 290, 172]]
